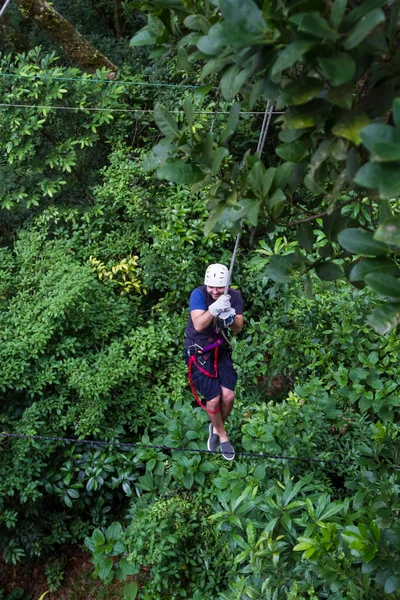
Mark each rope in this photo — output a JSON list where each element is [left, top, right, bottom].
[[187, 346, 221, 415], [224, 232, 241, 295], [257, 102, 275, 155], [0, 0, 12, 19], [0, 102, 285, 115], [223, 101, 275, 293], [0, 432, 353, 466]]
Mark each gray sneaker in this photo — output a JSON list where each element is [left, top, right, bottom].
[[220, 440, 235, 461], [207, 423, 220, 452]]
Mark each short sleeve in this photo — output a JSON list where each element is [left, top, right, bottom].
[[189, 288, 207, 311], [230, 290, 243, 315]]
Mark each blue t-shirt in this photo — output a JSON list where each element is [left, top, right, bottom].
[[184, 285, 243, 347]]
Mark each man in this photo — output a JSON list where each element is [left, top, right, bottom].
[[184, 263, 243, 460]]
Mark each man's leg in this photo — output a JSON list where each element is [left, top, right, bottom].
[[220, 386, 234, 423], [207, 395, 229, 443]]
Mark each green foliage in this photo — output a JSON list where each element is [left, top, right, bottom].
[[45, 557, 66, 592], [132, 0, 400, 332], [0, 48, 128, 211], [1, 7, 400, 599]]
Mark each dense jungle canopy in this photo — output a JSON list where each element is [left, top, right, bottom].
[[1, 0, 400, 599]]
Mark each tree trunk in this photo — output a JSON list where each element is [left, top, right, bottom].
[[16, 0, 117, 74], [113, 0, 125, 38]]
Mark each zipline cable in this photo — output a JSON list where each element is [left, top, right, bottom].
[[0, 102, 285, 115], [0, 72, 202, 88], [224, 101, 276, 294], [0, 432, 354, 466], [257, 102, 275, 156], [0, 0, 12, 19]]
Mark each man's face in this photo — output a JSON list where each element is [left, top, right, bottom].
[[207, 286, 224, 300]]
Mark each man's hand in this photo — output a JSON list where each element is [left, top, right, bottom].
[[209, 294, 231, 317], [216, 307, 236, 328]]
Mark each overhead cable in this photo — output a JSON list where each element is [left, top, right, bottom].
[[0, 72, 202, 88], [0, 0, 12, 19], [0, 432, 353, 466], [0, 102, 284, 115]]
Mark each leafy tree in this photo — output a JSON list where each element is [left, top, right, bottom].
[[131, 0, 400, 333], [0, 49, 128, 212]]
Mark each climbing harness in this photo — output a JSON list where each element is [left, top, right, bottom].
[[186, 338, 224, 414]]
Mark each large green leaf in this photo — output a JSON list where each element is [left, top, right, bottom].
[[219, 0, 265, 31], [384, 576, 400, 594], [93, 529, 105, 546], [349, 257, 397, 282], [124, 582, 138, 600], [247, 162, 275, 199], [177, 47, 192, 72], [106, 521, 123, 542], [337, 228, 388, 256], [197, 30, 224, 55], [130, 16, 165, 46], [318, 54, 356, 86], [331, 0, 347, 28], [266, 189, 286, 215], [184, 14, 211, 33], [374, 216, 400, 248], [211, 147, 230, 174], [232, 198, 262, 226], [273, 162, 295, 191], [279, 104, 329, 129], [157, 160, 205, 184], [220, 103, 241, 145], [154, 104, 180, 140], [204, 204, 226, 236], [290, 12, 340, 40], [130, 28, 157, 46], [354, 162, 400, 198], [332, 113, 370, 144], [280, 77, 324, 106], [327, 85, 354, 111], [360, 124, 400, 162], [276, 139, 310, 162], [297, 223, 315, 252], [143, 141, 174, 172], [343, 0, 386, 27], [119, 558, 139, 576], [368, 302, 400, 334], [315, 262, 344, 281], [265, 254, 294, 283], [343, 8, 385, 49], [365, 273, 400, 298], [271, 40, 315, 79], [198, 21, 265, 54], [221, 64, 250, 101], [98, 557, 113, 581]]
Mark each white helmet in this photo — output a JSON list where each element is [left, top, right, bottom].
[[204, 263, 229, 287]]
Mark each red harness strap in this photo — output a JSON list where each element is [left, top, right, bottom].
[[187, 345, 221, 414]]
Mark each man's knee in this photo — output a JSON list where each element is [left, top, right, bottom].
[[207, 395, 221, 412], [221, 388, 235, 405]]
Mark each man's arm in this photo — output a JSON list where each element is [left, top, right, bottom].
[[230, 314, 243, 334], [191, 309, 214, 332]]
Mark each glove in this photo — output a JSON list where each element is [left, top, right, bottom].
[[208, 294, 231, 317], [216, 307, 236, 328]]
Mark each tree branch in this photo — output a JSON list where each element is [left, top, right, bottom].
[[275, 197, 363, 228], [16, 0, 117, 74]]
